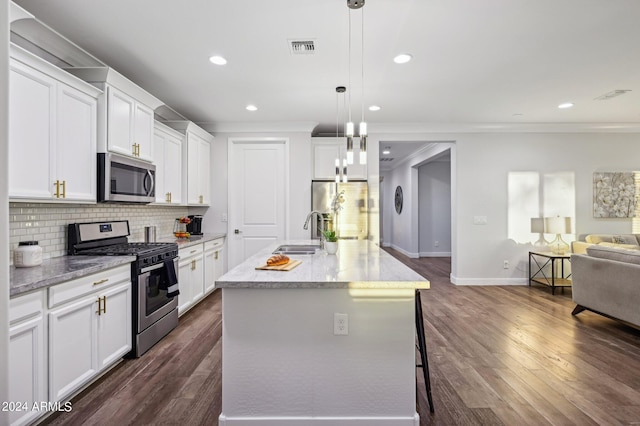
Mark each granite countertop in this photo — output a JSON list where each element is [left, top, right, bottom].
[[217, 239, 429, 289], [10, 255, 136, 298], [155, 232, 227, 249]]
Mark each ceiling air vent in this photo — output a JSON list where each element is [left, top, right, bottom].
[[594, 90, 631, 101], [380, 157, 395, 162], [288, 39, 316, 55]]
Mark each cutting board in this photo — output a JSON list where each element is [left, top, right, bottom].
[[255, 259, 302, 271]]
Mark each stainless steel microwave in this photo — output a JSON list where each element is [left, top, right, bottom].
[[98, 153, 155, 203]]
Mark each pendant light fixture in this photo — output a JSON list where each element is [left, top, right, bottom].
[[345, 6, 354, 165], [335, 86, 347, 183], [345, 0, 367, 166], [358, 3, 367, 165]]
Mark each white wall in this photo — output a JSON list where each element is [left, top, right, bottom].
[[371, 131, 640, 285], [1, 0, 10, 416], [418, 160, 451, 256]]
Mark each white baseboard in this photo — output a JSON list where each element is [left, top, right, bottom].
[[219, 414, 420, 425], [450, 275, 528, 286], [390, 244, 419, 258], [419, 251, 451, 257]]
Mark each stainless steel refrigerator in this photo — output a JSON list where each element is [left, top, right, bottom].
[[311, 180, 368, 240]]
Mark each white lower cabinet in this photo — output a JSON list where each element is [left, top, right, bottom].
[[9, 290, 47, 426], [48, 294, 100, 403], [97, 282, 132, 369], [178, 244, 204, 316], [47, 265, 131, 403], [204, 238, 225, 294]]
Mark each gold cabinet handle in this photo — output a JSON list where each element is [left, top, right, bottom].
[[61, 180, 66, 198], [96, 297, 102, 316], [191, 259, 196, 270], [199, 195, 204, 204], [102, 296, 106, 314], [166, 192, 172, 203], [93, 278, 109, 286], [190, 249, 197, 254], [54, 180, 60, 198], [214, 251, 219, 260]]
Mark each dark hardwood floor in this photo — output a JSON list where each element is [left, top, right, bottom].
[[43, 250, 640, 425]]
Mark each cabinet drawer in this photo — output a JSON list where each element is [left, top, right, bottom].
[[179, 244, 204, 259], [10, 289, 45, 325], [204, 238, 224, 252], [48, 264, 131, 309]]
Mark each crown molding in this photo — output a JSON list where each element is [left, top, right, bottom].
[[369, 122, 640, 134], [198, 121, 318, 134]]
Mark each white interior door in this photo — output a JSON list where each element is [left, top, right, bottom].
[[228, 139, 287, 269]]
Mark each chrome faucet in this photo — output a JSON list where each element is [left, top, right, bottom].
[[303, 210, 326, 248]]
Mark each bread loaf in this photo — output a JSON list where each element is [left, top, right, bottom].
[[267, 254, 290, 266]]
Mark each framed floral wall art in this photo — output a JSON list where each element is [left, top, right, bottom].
[[593, 172, 639, 217]]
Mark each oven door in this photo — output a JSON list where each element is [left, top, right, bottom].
[[137, 257, 179, 333]]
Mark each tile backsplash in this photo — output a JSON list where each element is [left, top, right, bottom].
[[9, 203, 189, 264]]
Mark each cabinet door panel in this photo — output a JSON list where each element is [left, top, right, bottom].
[[164, 134, 183, 204], [204, 250, 216, 294], [9, 316, 46, 426], [107, 87, 135, 156], [199, 139, 211, 205], [177, 259, 193, 315], [192, 256, 205, 303], [134, 103, 154, 161], [186, 135, 201, 204], [98, 283, 132, 369], [48, 296, 99, 402], [153, 131, 166, 203], [9, 62, 56, 199], [57, 84, 97, 201]]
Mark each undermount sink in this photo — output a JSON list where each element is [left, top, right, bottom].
[[273, 244, 319, 255]]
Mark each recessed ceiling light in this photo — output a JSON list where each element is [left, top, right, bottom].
[[393, 54, 413, 64], [558, 102, 574, 109], [209, 55, 227, 65], [382, 146, 391, 155], [246, 104, 258, 111], [369, 105, 381, 111]]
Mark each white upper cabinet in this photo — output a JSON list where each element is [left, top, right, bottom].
[[163, 121, 213, 206], [65, 67, 163, 163], [9, 44, 101, 203], [190, 132, 211, 206], [104, 86, 154, 161], [312, 137, 367, 180], [153, 121, 184, 205]]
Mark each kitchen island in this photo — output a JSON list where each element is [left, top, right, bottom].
[[216, 240, 429, 426]]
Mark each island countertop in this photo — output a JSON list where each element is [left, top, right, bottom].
[[217, 239, 429, 289]]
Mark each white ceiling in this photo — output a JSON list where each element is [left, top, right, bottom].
[[12, 0, 640, 139]]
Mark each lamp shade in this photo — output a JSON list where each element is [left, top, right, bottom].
[[530, 218, 545, 233], [544, 216, 571, 234]]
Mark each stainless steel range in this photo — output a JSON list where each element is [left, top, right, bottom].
[[68, 220, 179, 357]]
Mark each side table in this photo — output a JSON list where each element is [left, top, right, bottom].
[[528, 251, 572, 295]]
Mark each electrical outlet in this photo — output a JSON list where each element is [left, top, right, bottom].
[[434, 240, 439, 247], [221, 213, 228, 222], [503, 260, 509, 269], [333, 313, 348, 336]]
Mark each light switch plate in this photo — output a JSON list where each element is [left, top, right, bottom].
[[473, 216, 487, 225]]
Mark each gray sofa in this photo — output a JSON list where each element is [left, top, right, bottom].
[[571, 243, 640, 327]]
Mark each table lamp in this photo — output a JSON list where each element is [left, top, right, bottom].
[[544, 216, 571, 254], [530, 217, 548, 247]]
